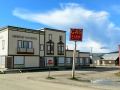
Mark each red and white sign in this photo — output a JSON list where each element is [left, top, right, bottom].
[[48, 60, 52, 64], [69, 28, 83, 41]]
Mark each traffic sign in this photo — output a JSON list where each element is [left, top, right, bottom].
[[48, 60, 52, 64]]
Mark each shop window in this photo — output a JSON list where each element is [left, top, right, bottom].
[[80, 58, 83, 63], [14, 56, 24, 65]]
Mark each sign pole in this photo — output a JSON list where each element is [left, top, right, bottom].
[[48, 64, 50, 77], [48, 60, 52, 77], [72, 41, 77, 78], [69, 28, 83, 78]]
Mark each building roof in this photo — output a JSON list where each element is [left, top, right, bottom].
[[40, 28, 66, 32], [0, 25, 66, 33], [102, 53, 118, 60]]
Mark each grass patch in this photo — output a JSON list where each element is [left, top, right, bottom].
[[69, 77, 79, 81], [69, 77, 90, 82], [46, 76, 55, 80], [0, 71, 4, 74], [115, 71, 120, 77]]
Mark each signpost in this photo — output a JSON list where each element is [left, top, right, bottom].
[[69, 28, 83, 78], [48, 60, 52, 77], [118, 45, 120, 71]]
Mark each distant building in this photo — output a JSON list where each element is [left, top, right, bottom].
[[101, 53, 119, 66]]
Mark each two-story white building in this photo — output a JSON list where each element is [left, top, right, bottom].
[[0, 25, 90, 69]]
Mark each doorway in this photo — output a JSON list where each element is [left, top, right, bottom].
[[6, 56, 13, 69], [54, 57, 58, 66], [40, 57, 45, 67]]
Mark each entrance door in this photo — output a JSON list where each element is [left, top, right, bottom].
[[6, 57, 13, 69], [83, 58, 86, 66], [40, 57, 45, 67], [54, 57, 58, 66]]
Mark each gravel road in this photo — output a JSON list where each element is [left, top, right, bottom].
[[0, 67, 120, 90]]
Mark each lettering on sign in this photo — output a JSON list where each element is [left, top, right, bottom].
[[69, 28, 83, 41], [0, 36, 3, 39], [12, 35, 37, 40]]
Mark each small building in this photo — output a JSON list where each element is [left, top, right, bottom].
[[91, 56, 101, 66], [66, 50, 79, 66], [101, 53, 119, 66], [79, 52, 90, 66]]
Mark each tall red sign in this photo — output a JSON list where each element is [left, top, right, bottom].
[[69, 28, 83, 41]]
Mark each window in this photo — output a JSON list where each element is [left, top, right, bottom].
[[40, 44, 44, 50], [49, 34, 52, 40], [59, 36, 62, 41], [23, 41, 32, 48], [14, 56, 24, 64], [2, 40, 5, 50], [18, 40, 22, 48], [23, 41, 27, 48], [80, 58, 83, 63], [57, 43, 64, 55], [58, 57, 64, 63], [86, 58, 89, 63], [109, 61, 111, 63], [75, 58, 78, 63], [28, 41, 32, 48], [67, 58, 71, 64], [47, 43, 54, 54], [1, 56, 5, 64]]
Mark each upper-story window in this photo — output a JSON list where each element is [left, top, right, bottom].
[[40, 44, 44, 51], [18, 40, 22, 48], [18, 41, 32, 48], [2, 40, 5, 50], [28, 41, 32, 48], [23, 41, 28, 48], [46, 41, 54, 55], [49, 34, 52, 40], [57, 42, 64, 55], [57, 35, 64, 55]]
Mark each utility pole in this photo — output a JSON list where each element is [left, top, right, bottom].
[[72, 41, 77, 78], [90, 47, 93, 66]]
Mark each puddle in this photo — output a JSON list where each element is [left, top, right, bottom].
[[90, 80, 120, 86]]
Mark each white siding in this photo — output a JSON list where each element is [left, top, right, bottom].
[[0, 29, 8, 55], [25, 56, 39, 67]]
